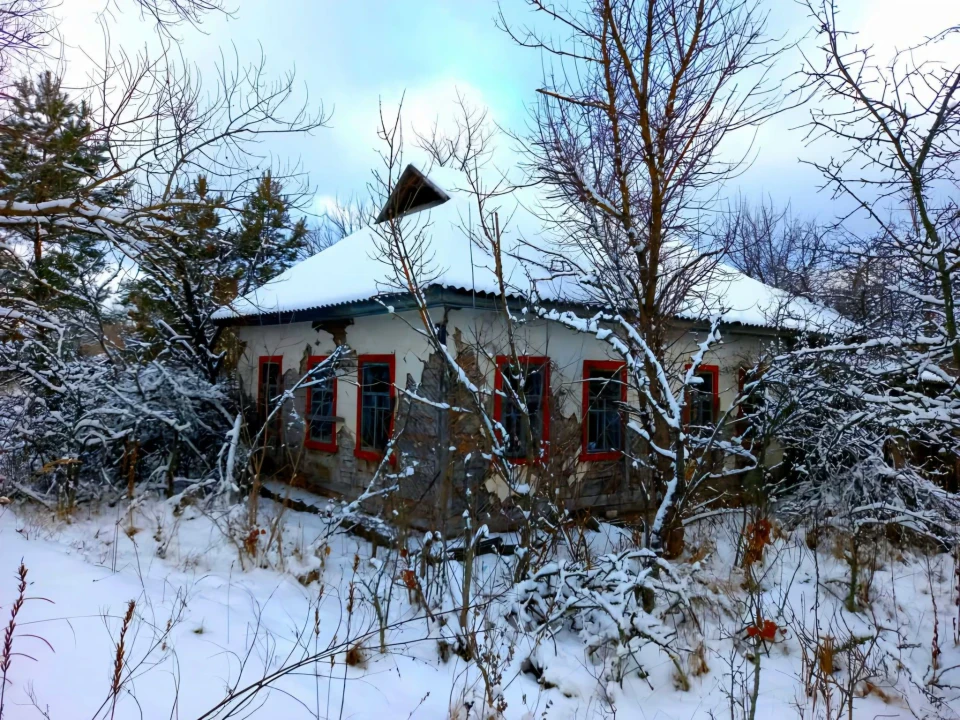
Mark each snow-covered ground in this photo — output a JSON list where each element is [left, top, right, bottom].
[[0, 497, 957, 719]]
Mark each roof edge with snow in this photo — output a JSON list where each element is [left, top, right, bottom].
[[212, 164, 848, 336]]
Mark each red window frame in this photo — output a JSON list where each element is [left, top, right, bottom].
[[493, 355, 551, 464], [581, 360, 627, 462], [683, 363, 720, 426], [355, 354, 396, 463], [257, 355, 283, 425], [304, 355, 338, 453]]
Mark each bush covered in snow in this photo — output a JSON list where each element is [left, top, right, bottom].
[[0, 355, 235, 508]]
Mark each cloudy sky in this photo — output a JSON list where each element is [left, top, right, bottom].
[[58, 0, 957, 224]]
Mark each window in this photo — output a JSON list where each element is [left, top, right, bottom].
[[258, 356, 283, 436], [356, 355, 395, 461], [494, 356, 550, 462], [685, 364, 720, 429], [305, 355, 338, 452], [582, 361, 626, 460]]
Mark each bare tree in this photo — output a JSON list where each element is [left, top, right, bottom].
[[0, 44, 327, 276], [299, 194, 373, 257], [827, 233, 911, 332], [125, 0, 230, 28], [0, 0, 53, 93], [369, 99, 548, 579], [723, 198, 832, 299], [793, 2, 960, 474], [800, 0, 960, 368], [415, 89, 496, 174], [0, 0, 230, 93], [721, 196, 910, 335], [0, 6, 328, 505], [499, 0, 786, 554], [369, 96, 703, 705], [0, 42, 328, 402]]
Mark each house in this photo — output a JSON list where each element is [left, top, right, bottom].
[[213, 165, 840, 528]]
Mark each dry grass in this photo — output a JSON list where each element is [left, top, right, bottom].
[[345, 642, 366, 668], [688, 641, 710, 678], [0, 562, 28, 720], [109, 600, 136, 720]]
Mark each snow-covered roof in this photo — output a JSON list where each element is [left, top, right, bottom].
[[212, 166, 844, 333]]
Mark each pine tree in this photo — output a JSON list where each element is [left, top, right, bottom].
[[0, 72, 129, 398], [0, 73, 130, 493], [122, 173, 307, 382], [235, 171, 307, 289], [0, 72, 125, 311]]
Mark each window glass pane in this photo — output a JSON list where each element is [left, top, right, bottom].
[[501, 361, 546, 458], [360, 362, 392, 452], [260, 362, 281, 405], [586, 368, 622, 453], [308, 374, 334, 444], [690, 371, 716, 427], [260, 362, 280, 397], [259, 361, 282, 436], [264, 362, 279, 384]]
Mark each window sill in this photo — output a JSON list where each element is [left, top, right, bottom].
[[305, 439, 338, 453], [502, 454, 550, 467], [580, 450, 623, 462], [354, 448, 397, 465]]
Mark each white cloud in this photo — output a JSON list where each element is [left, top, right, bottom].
[[329, 77, 496, 158], [312, 194, 340, 217], [310, 76, 517, 197]]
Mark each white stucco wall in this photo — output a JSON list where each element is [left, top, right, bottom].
[[237, 311, 431, 432], [235, 308, 774, 469], [444, 308, 773, 420]]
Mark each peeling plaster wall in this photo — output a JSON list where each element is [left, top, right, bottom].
[[235, 308, 777, 520], [445, 308, 778, 511], [236, 312, 429, 499], [445, 308, 774, 416]]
